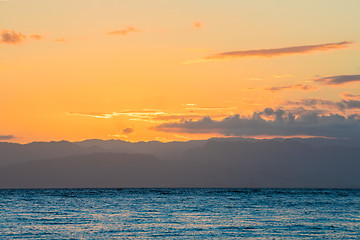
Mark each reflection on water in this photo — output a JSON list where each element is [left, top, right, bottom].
[[1, 188, 360, 239]]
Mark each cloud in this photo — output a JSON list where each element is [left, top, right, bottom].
[[108, 26, 139, 36], [193, 22, 203, 29], [0, 29, 59, 45], [122, 128, 134, 134], [273, 74, 295, 78], [184, 104, 237, 111], [68, 110, 167, 121], [68, 110, 225, 123], [185, 41, 352, 63], [286, 95, 360, 112], [153, 108, 360, 139], [314, 74, 360, 85], [287, 98, 343, 110], [341, 92, 360, 101], [344, 100, 360, 110], [265, 84, 318, 92], [29, 34, 44, 40], [0, 29, 26, 44], [285, 94, 360, 118], [68, 112, 114, 119], [0, 135, 14, 140], [153, 114, 209, 121]]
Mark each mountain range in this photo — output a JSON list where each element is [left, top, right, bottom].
[[0, 137, 359, 188]]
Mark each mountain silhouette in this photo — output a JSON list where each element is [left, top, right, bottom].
[[1, 139, 359, 188]]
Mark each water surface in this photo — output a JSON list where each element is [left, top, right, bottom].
[[1, 188, 359, 239]]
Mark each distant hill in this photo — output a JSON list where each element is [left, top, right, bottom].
[[177, 140, 360, 188], [2, 137, 358, 167], [1, 140, 359, 189], [0, 141, 104, 166], [0, 139, 205, 166], [74, 139, 206, 159]]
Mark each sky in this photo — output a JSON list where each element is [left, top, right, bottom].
[[1, 0, 360, 143]]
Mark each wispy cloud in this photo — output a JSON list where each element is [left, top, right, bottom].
[[286, 98, 345, 111], [68, 112, 114, 119], [0, 29, 26, 44], [193, 22, 203, 29], [314, 74, 360, 85], [286, 94, 360, 112], [265, 84, 318, 92], [184, 104, 236, 111], [1, 29, 64, 46], [153, 114, 203, 121], [108, 26, 139, 36], [341, 92, 360, 101], [68, 110, 226, 123], [273, 74, 295, 78], [29, 34, 44, 40], [185, 41, 352, 63], [122, 128, 134, 134], [68, 110, 165, 120], [0, 135, 14, 140]]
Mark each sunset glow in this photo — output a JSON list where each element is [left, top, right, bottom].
[[1, 0, 360, 143]]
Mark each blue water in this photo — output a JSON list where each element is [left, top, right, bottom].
[[0, 189, 359, 239]]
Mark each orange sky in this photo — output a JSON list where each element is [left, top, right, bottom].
[[1, 0, 360, 143]]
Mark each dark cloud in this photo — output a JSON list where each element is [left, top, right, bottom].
[[153, 108, 360, 139], [265, 84, 317, 92], [201, 41, 352, 61], [315, 74, 360, 85], [287, 95, 360, 111], [0, 29, 26, 44], [122, 128, 134, 134], [345, 100, 360, 109], [108, 27, 139, 36], [0, 29, 55, 45], [284, 107, 328, 116], [286, 98, 344, 110], [0, 135, 14, 140]]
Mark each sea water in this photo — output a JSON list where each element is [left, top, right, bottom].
[[1, 188, 359, 239]]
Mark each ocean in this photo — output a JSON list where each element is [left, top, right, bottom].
[[1, 188, 359, 239]]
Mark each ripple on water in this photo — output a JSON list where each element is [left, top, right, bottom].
[[1, 188, 360, 239]]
